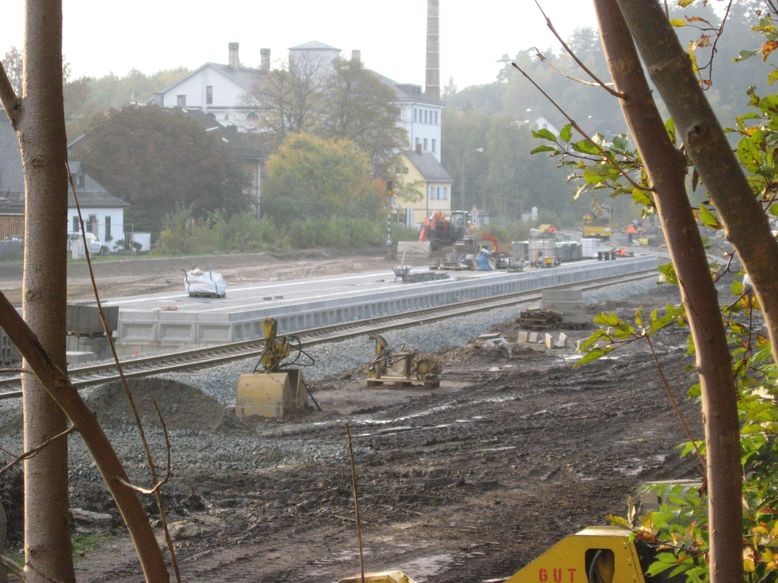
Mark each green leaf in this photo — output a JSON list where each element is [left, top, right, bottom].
[[769, 69, 778, 85], [657, 262, 678, 284], [530, 145, 557, 155], [697, 204, 721, 229], [734, 49, 758, 62], [583, 167, 609, 184], [631, 187, 654, 207], [669, 18, 687, 27], [559, 124, 572, 143], [532, 128, 557, 142], [571, 139, 600, 155], [575, 346, 610, 366]]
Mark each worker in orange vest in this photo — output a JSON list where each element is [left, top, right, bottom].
[[626, 224, 637, 243]]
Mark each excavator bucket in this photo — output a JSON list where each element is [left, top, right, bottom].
[[236, 369, 307, 419]]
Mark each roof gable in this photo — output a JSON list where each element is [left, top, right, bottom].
[[403, 150, 452, 182], [155, 63, 265, 99], [0, 116, 128, 212]]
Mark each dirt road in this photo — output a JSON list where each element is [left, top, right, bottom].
[[62, 284, 699, 582], [0, 249, 398, 305], [0, 251, 701, 581]]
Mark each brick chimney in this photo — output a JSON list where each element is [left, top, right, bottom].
[[228, 42, 239, 69], [260, 48, 271, 73], [425, 0, 440, 100]]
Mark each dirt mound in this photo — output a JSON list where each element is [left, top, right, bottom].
[[82, 379, 247, 432]]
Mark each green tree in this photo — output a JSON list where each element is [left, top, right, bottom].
[[320, 57, 406, 177], [262, 133, 381, 226], [78, 105, 249, 233]]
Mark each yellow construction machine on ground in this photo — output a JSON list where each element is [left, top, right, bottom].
[[236, 317, 316, 418], [367, 334, 442, 388], [501, 525, 680, 582]]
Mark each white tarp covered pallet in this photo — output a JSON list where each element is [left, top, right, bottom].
[[184, 268, 227, 298]]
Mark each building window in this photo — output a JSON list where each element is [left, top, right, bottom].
[[72, 216, 78, 233], [105, 216, 112, 241], [424, 110, 428, 124], [432, 139, 436, 153], [415, 137, 421, 149], [423, 138, 428, 151], [177, 94, 186, 107], [414, 108, 418, 123], [206, 85, 213, 105], [434, 111, 439, 125], [87, 215, 97, 234], [443, 185, 448, 200]]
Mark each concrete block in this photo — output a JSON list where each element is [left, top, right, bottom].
[[528, 331, 539, 343], [553, 332, 567, 348], [517, 330, 529, 344], [544, 333, 553, 349], [397, 241, 431, 257]]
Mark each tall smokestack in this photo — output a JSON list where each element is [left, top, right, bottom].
[[228, 42, 240, 69], [260, 48, 271, 73], [425, 0, 440, 100]]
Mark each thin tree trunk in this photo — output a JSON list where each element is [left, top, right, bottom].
[[615, 0, 778, 366], [18, 1, 73, 580], [0, 292, 169, 581], [594, 1, 743, 581]]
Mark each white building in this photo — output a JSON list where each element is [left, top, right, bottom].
[[150, 42, 270, 131], [153, 41, 443, 162], [66, 162, 130, 250]]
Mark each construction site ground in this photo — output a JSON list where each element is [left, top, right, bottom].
[[0, 249, 701, 582]]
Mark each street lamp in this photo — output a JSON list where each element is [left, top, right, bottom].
[[461, 146, 484, 211]]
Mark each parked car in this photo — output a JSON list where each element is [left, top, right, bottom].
[[67, 232, 110, 255]]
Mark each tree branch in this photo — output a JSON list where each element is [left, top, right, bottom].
[[0, 63, 20, 127], [67, 167, 181, 582], [511, 61, 650, 192], [0, 426, 76, 476], [0, 291, 170, 581], [532, 1, 625, 98]]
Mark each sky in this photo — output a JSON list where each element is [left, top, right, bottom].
[[0, 1, 599, 90]]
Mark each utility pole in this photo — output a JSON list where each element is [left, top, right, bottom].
[[385, 180, 393, 258]]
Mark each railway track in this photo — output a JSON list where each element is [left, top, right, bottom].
[[0, 269, 657, 398]]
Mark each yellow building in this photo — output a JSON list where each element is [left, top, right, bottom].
[[395, 148, 453, 228]]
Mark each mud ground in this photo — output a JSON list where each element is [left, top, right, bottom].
[[0, 251, 702, 582]]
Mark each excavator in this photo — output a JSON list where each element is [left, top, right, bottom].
[[582, 194, 612, 240], [418, 209, 473, 252]]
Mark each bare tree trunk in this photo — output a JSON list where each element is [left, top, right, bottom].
[[615, 0, 778, 365], [594, 1, 743, 580], [17, 1, 74, 580], [0, 292, 169, 581]]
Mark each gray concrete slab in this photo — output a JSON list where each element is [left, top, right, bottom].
[[103, 256, 659, 349]]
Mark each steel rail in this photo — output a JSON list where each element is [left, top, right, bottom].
[[0, 269, 657, 399]]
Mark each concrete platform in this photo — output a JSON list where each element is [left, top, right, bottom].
[[104, 256, 659, 349]]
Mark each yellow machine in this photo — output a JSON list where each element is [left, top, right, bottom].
[[582, 195, 612, 240], [367, 334, 441, 388], [236, 318, 312, 419], [504, 526, 656, 582]]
